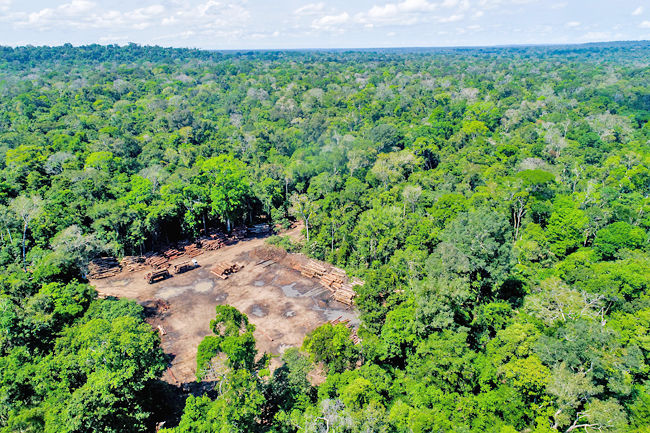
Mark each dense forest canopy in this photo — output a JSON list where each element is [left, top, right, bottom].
[[1, 41, 650, 432]]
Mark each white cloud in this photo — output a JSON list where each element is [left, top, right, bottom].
[[354, 0, 440, 27], [0, 0, 14, 11], [311, 11, 349, 33], [162, 2, 250, 30], [367, 0, 437, 19], [58, 0, 96, 16], [439, 13, 464, 22], [14, 1, 167, 30], [293, 3, 326, 16], [1, 0, 649, 49], [313, 12, 349, 26]]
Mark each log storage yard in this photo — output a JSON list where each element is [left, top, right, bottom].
[[90, 225, 360, 385]]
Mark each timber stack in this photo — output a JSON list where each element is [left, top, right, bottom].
[[328, 316, 349, 326], [231, 227, 247, 240], [319, 267, 346, 291], [121, 256, 146, 272], [144, 252, 169, 269], [184, 243, 204, 258], [211, 262, 243, 279], [320, 273, 344, 291], [300, 260, 327, 278], [201, 238, 223, 251], [350, 328, 361, 345], [333, 283, 357, 306], [327, 316, 360, 344], [88, 257, 121, 279], [300, 259, 361, 306], [145, 269, 170, 284], [163, 247, 185, 261], [173, 260, 197, 274]]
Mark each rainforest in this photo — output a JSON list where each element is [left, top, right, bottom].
[[1, 42, 650, 432]]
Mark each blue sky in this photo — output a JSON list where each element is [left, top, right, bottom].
[[0, 0, 649, 49]]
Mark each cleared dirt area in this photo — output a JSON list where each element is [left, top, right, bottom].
[[91, 230, 359, 384]]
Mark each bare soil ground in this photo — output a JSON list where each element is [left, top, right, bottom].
[[91, 229, 359, 385]]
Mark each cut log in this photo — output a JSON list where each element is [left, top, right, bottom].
[[211, 261, 242, 279], [145, 269, 170, 284], [88, 257, 121, 279]]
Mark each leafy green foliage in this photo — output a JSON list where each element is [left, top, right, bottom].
[[594, 222, 646, 260], [3, 42, 650, 432], [302, 323, 360, 373], [196, 305, 258, 380]]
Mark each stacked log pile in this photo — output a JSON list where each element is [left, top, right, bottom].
[[330, 277, 365, 306], [173, 260, 197, 274], [204, 229, 226, 239], [85, 227, 258, 279], [88, 257, 121, 279], [300, 259, 361, 306], [145, 269, 170, 284], [201, 238, 224, 251], [231, 227, 247, 240], [328, 316, 361, 345], [320, 273, 344, 291], [333, 283, 357, 306], [350, 329, 361, 345], [145, 252, 169, 269], [104, 226, 269, 276], [121, 256, 146, 272], [184, 243, 204, 258], [300, 261, 327, 278], [163, 247, 185, 261], [329, 316, 348, 326], [320, 266, 346, 291], [211, 262, 243, 279]]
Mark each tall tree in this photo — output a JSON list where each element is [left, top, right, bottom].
[[10, 195, 43, 271]]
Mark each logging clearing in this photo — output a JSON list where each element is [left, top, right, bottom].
[[90, 226, 359, 384]]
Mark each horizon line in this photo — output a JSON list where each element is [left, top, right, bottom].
[[2, 39, 650, 53]]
